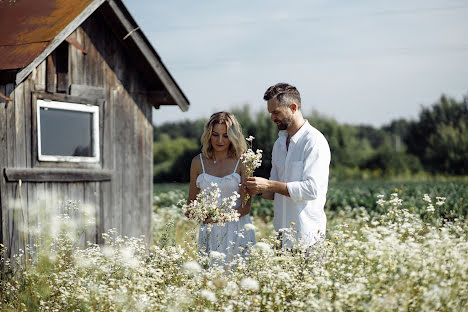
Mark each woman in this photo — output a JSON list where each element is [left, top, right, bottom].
[[187, 112, 256, 263]]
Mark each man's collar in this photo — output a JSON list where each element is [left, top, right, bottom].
[[290, 120, 310, 143]]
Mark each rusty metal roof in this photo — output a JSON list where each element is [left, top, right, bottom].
[[0, 0, 189, 110], [0, 0, 95, 70]]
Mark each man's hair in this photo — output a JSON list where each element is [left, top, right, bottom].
[[263, 83, 301, 110]]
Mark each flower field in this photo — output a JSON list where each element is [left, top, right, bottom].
[[1, 181, 467, 311]]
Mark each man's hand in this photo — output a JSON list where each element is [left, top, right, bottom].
[[245, 176, 270, 195]]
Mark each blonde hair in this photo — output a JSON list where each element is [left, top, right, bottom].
[[201, 112, 247, 159]]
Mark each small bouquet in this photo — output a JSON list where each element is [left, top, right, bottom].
[[240, 136, 263, 205], [180, 182, 240, 229]]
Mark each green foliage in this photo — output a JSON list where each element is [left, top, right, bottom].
[[232, 106, 278, 178], [325, 180, 468, 221], [308, 112, 374, 168], [152, 92, 468, 182], [154, 180, 468, 222], [153, 134, 199, 163], [361, 141, 423, 175], [405, 94, 468, 174], [153, 135, 201, 183], [153, 119, 206, 141]]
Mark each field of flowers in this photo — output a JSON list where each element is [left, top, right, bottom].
[[1, 180, 467, 311]]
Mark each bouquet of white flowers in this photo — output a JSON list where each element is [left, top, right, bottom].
[[180, 182, 240, 228], [240, 136, 263, 205]]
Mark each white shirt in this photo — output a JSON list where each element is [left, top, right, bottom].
[[270, 120, 331, 247]]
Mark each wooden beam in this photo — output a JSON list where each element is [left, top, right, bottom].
[[46, 54, 56, 93], [33, 91, 105, 106], [66, 37, 87, 55], [134, 90, 175, 108], [69, 84, 105, 99], [4, 168, 113, 182]]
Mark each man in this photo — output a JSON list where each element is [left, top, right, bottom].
[[245, 82, 331, 247]]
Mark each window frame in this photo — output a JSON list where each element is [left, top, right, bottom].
[[36, 99, 100, 163]]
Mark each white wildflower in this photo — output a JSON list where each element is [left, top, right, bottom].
[[240, 277, 259, 291], [244, 223, 256, 231], [183, 261, 201, 275], [180, 183, 240, 226], [101, 246, 114, 258], [423, 194, 432, 203], [436, 196, 446, 206], [240, 136, 263, 204], [253, 242, 271, 253], [200, 289, 216, 302], [224, 281, 239, 296], [209, 251, 226, 260]]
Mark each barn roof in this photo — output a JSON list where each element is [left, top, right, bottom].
[[0, 0, 189, 111]]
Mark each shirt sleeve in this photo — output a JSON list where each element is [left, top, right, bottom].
[[286, 135, 331, 202]]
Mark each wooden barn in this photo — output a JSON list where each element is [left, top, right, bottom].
[[0, 0, 189, 257]]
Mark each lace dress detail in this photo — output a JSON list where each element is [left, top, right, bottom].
[[196, 154, 256, 262]]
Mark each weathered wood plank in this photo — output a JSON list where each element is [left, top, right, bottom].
[[0, 84, 7, 246], [14, 81, 28, 256], [14, 83, 26, 169], [5, 83, 15, 255], [46, 54, 57, 93], [69, 29, 85, 87], [31, 92, 38, 169], [83, 182, 99, 246], [69, 84, 105, 99], [113, 88, 125, 236], [23, 77, 32, 249], [135, 97, 144, 239], [33, 60, 46, 91], [67, 182, 83, 247], [24, 77, 32, 169], [126, 86, 136, 238], [98, 68, 115, 244], [33, 91, 104, 106], [143, 99, 153, 244], [4, 168, 113, 182]]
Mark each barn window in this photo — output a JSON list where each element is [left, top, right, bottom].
[[37, 99, 100, 163]]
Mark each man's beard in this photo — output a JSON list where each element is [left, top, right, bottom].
[[275, 118, 292, 130]]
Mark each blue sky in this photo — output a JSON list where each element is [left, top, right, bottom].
[[122, 0, 468, 127]]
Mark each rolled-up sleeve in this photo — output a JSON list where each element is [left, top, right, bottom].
[[287, 137, 330, 202]]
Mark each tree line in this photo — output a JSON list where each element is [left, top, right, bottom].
[[153, 94, 468, 182]]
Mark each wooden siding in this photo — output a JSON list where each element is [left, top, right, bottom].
[[1, 9, 154, 257]]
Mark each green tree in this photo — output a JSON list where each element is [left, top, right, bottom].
[[405, 95, 468, 174], [308, 112, 374, 169]]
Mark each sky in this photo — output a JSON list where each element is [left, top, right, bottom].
[[122, 0, 468, 128]]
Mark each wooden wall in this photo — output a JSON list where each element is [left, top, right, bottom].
[[1, 8, 154, 258]]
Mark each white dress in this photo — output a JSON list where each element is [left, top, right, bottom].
[[196, 154, 256, 262]]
